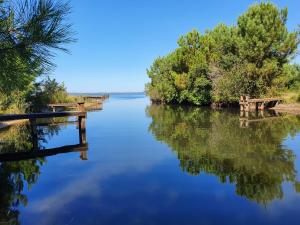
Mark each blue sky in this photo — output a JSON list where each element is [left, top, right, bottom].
[[52, 0, 300, 93]]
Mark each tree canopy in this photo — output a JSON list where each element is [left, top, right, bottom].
[[0, 0, 75, 112], [146, 2, 299, 105]]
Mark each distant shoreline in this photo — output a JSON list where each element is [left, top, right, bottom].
[[69, 92, 145, 96]]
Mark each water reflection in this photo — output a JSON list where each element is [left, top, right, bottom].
[[146, 104, 300, 205], [239, 110, 284, 128], [0, 118, 88, 224]]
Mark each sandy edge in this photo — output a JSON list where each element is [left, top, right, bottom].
[[271, 103, 300, 115]]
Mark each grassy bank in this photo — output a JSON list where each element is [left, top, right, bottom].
[[270, 89, 300, 115], [278, 90, 300, 104]]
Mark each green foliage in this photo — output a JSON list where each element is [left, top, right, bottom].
[[27, 77, 72, 112], [274, 64, 300, 89], [237, 3, 299, 96], [0, 91, 27, 114], [147, 2, 299, 105], [0, 0, 75, 112], [147, 30, 211, 105]]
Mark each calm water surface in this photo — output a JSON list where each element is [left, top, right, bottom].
[[1, 94, 300, 225]]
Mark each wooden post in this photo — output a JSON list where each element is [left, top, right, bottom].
[[80, 151, 88, 160], [245, 111, 249, 118], [245, 103, 250, 112], [245, 95, 250, 111], [79, 116, 86, 144], [240, 110, 245, 117], [240, 96, 244, 111], [240, 104, 244, 111], [77, 102, 85, 112]]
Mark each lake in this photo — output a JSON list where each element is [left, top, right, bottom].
[[1, 93, 300, 225]]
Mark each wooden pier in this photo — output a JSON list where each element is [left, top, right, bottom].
[[47, 97, 107, 112], [48, 102, 85, 112], [82, 95, 109, 102], [0, 111, 87, 156], [0, 111, 86, 122], [0, 97, 109, 161], [239, 95, 282, 111]]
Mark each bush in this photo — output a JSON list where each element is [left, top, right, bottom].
[[26, 77, 73, 112], [0, 91, 27, 114]]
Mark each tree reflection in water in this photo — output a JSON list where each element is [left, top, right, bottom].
[[146, 104, 300, 205], [0, 120, 63, 224]]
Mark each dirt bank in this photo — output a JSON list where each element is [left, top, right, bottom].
[[271, 103, 300, 115]]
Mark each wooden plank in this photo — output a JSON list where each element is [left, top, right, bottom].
[[48, 103, 77, 107], [0, 143, 88, 162], [247, 98, 282, 103], [240, 99, 281, 103], [48, 102, 85, 107], [0, 111, 86, 122], [83, 96, 103, 98], [82, 95, 108, 100]]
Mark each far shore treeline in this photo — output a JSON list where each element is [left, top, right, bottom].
[[146, 2, 300, 106], [0, 0, 76, 113]]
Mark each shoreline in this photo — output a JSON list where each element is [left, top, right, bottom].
[[0, 102, 299, 131], [271, 103, 300, 115]]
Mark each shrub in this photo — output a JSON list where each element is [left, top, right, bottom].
[[0, 91, 27, 114], [26, 77, 73, 112]]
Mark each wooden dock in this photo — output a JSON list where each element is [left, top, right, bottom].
[[239, 95, 282, 111], [47, 100, 104, 112], [0, 111, 86, 121], [47, 102, 87, 112], [0, 111, 87, 152], [82, 95, 109, 102], [46, 95, 109, 112]]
